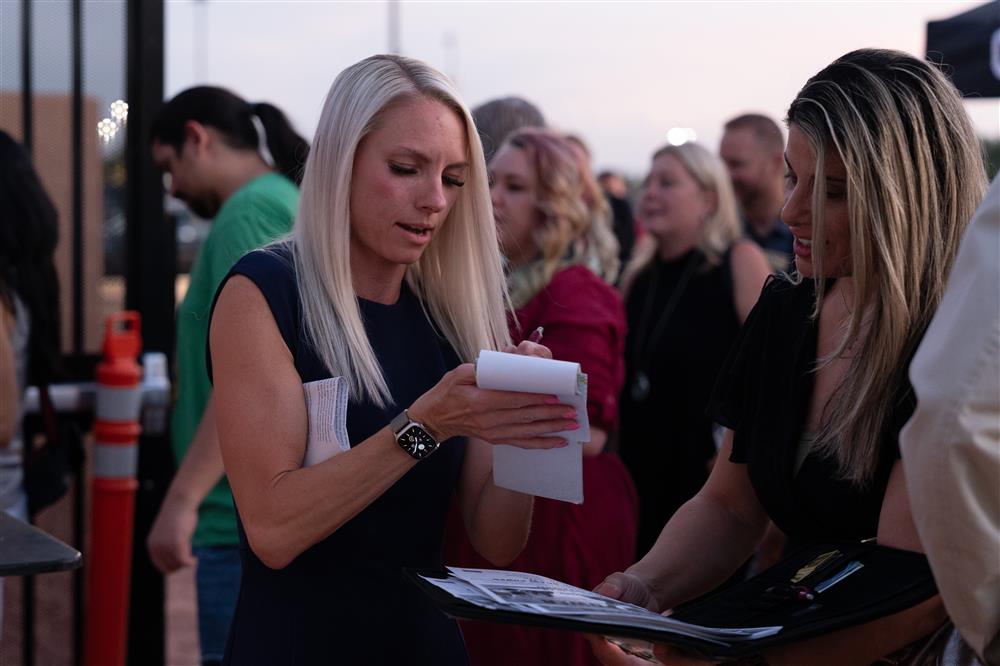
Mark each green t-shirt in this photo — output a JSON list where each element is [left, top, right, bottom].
[[171, 172, 298, 547]]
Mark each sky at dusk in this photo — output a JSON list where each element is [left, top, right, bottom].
[[163, 1, 999, 176], [0, 1, 995, 176]]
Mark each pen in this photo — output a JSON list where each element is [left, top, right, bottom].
[[527, 326, 544, 344], [764, 560, 865, 605], [814, 560, 864, 593]]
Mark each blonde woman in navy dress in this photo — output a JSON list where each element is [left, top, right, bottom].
[[208, 55, 577, 665]]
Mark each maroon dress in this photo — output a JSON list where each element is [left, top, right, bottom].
[[444, 265, 639, 666]]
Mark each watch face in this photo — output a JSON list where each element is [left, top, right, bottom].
[[399, 425, 438, 460]]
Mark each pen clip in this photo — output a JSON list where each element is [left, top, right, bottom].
[[790, 550, 842, 584]]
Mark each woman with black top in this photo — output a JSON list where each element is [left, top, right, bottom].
[[592, 49, 988, 665], [207, 55, 578, 665], [617, 142, 770, 557]]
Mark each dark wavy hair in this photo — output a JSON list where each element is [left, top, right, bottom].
[[150, 86, 309, 186], [0, 131, 62, 384]]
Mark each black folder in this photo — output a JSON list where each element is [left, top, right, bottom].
[[408, 541, 937, 659]]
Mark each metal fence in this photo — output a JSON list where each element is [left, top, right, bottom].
[[1, 1, 173, 664]]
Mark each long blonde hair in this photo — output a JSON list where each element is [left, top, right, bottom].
[[620, 142, 741, 294], [503, 128, 619, 307], [292, 54, 511, 406], [787, 48, 988, 484]]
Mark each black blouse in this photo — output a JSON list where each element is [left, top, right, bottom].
[[708, 276, 915, 542], [619, 249, 740, 556]]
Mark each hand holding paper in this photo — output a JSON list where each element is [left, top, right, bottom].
[[476, 350, 590, 442], [476, 350, 589, 504]]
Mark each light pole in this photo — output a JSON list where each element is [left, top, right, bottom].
[[194, 0, 208, 81], [388, 0, 400, 54], [443, 30, 459, 87]]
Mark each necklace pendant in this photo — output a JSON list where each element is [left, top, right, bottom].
[[630, 372, 651, 402]]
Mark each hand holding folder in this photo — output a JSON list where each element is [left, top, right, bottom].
[[410, 541, 937, 660]]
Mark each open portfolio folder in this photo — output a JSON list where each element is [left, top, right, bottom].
[[475, 350, 590, 503], [420, 567, 782, 643], [409, 541, 938, 660]]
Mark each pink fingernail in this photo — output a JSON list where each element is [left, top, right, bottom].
[[556, 439, 569, 448], [564, 410, 577, 419], [566, 422, 580, 430], [546, 396, 560, 404]]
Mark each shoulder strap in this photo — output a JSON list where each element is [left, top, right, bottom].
[[23, 382, 62, 472]]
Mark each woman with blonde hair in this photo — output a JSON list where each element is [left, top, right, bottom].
[[617, 141, 771, 557], [500, 128, 620, 306], [592, 48, 988, 665], [446, 127, 638, 666], [208, 55, 580, 665]]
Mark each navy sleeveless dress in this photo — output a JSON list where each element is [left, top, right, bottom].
[[209, 245, 469, 665]]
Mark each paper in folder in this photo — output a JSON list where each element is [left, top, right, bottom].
[[409, 541, 937, 660], [475, 350, 589, 504]]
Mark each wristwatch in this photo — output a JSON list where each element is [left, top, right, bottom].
[[390, 409, 440, 460]]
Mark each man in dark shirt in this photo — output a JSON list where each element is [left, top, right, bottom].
[[720, 113, 793, 272], [596, 170, 637, 272]]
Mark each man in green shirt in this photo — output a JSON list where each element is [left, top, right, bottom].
[[146, 86, 307, 666]]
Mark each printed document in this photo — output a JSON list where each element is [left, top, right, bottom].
[[302, 376, 350, 466], [419, 568, 782, 644]]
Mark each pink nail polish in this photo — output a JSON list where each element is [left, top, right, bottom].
[[566, 422, 580, 430], [564, 411, 577, 419], [546, 396, 560, 404]]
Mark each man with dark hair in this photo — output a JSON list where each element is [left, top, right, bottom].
[[598, 170, 628, 200], [720, 113, 793, 271], [145, 86, 305, 666], [596, 168, 640, 269]]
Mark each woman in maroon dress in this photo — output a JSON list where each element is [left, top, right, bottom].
[[445, 128, 638, 666]]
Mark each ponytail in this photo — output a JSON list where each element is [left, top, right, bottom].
[[250, 102, 309, 186], [150, 86, 309, 185]]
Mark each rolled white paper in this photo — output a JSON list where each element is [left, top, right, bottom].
[[475, 350, 580, 395]]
